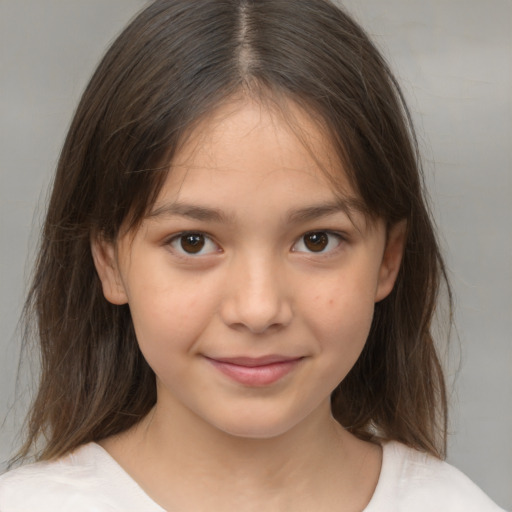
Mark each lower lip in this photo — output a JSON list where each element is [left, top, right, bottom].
[[206, 358, 301, 387]]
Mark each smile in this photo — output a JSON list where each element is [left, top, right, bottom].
[[204, 355, 303, 387]]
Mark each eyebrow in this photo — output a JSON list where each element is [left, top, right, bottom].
[[148, 203, 229, 223], [286, 198, 367, 224], [147, 197, 367, 225]]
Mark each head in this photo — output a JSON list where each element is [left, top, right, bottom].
[[23, 0, 449, 461]]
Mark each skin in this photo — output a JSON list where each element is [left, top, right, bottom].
[[92, 97, 406, 511]]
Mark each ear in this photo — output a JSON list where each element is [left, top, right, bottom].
[[375, 220, 407, 302], [91, 236, 128, 305]]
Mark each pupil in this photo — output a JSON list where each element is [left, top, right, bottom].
[[304, 232, 328, 252], [181, 234, 205, 254]]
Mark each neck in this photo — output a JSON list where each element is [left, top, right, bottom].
[[102, 395, 381, 511], [148, 397, 344, 485]]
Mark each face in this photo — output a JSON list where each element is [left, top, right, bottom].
[[93, 99, 404, 440]]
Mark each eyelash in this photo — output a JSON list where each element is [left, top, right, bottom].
[[165, 230, 346, 258]]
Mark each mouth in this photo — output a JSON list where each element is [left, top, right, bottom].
[[204, 355, 304, 387]]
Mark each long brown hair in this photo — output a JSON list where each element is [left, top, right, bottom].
[[18, 0, 451, 462]]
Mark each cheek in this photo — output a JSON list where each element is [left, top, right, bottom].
[[303, 272, 377, 355], [125, 273, 221, 361]]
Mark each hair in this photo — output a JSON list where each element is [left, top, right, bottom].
[[18, 0, 451, 463]]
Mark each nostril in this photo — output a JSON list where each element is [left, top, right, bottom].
[[218, 262, 293, 333], [219, 295, 293, 334]]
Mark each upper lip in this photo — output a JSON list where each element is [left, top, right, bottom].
[[205, 355, 303, 367]]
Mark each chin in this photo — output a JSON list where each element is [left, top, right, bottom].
[[206, 406, 311, 441], [218, 422, 295, 441]]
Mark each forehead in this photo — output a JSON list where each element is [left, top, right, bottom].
[[153, 97, 360, 211]]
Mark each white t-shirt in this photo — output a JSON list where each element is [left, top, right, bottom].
[[0, 441, 505, 511]]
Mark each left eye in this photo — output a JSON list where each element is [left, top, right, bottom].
[[292, 231, 343, 254], [168, 233, 220, 256]]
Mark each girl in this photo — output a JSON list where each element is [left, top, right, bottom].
[[0, 0, 505, 510]]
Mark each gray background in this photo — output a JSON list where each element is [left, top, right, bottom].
[[0, 1, 510, 508]]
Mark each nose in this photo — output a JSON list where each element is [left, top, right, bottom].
[[219, 255, 293, 334]]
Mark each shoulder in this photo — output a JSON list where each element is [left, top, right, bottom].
[[0, 443, 164, 512], [0, 443, 118, 512], [366, 441, 506, 512]]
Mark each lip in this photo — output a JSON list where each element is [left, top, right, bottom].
[[204, 355, 303, 387]]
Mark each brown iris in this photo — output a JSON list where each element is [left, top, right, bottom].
[[180, 234, 205, 254], [303, 232, 329, 252]]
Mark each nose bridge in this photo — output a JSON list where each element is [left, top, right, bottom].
[[220, 249, 292, 333]]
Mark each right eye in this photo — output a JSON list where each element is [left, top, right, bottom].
[[168, 233, 220, 256]]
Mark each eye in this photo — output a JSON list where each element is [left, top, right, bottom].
[[168, 232, 220, 256], [292, 231, 343, 254]]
